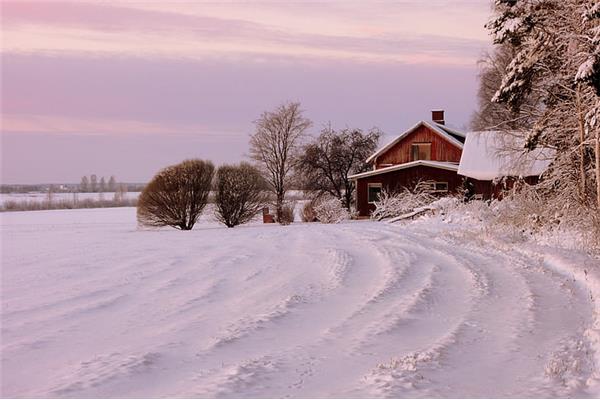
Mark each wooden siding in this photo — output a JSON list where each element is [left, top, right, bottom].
[[375, 124, 462, 169], [355, 165, 463, 216], [465, 176, 540, 200]]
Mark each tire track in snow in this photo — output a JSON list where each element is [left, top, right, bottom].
[[359, 227, 595, 398], [2, 213, 597, 398]]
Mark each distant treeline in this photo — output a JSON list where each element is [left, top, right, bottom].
[[1, 180, 147, 194]]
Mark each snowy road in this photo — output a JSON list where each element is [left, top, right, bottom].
[[1, 208, 599, 397]]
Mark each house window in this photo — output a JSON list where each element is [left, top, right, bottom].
[[434, 182, 448, 192], [411, 143, 431, 161], [368, 183, 382, 203], [420, 181, 448, 193]]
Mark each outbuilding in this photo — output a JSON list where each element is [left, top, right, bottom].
[[457, 131, 553, 199]]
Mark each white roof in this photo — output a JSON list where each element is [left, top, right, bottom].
[[366, 120, 465, 164], [457, 131, 554, 180], [348, 160, 459, 180]]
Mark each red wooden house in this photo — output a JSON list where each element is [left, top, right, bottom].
[[349, 110, 466, 216]]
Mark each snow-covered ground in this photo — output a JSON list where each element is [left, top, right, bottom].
[[1, 207, 599, 398], [0, 192, 141, 205]]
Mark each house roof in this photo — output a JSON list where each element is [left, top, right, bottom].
[[457, 131, 554, 180], [348, 160, 459, 180], [365, 120, 466, 164]]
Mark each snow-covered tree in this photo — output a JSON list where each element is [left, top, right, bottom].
[[486, 0, 600, 208]]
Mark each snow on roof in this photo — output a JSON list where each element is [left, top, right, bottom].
[[366, 121, 465, 164], [457, 131, 554, 180], [348, 160, 459, 180]]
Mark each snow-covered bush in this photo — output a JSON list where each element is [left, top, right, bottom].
[[279, 202, 295, 225], [422, 184, 600, 253], [490, 184, 600, 252], [314, 197, 349, 224], [301, 200, 318, 222], [371, 181, 436, 221]]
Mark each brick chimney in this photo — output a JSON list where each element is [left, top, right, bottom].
[[432, 110, 445, 125]]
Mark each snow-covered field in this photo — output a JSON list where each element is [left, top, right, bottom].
[[2, 207, 600, 398], [0, 192, 141, 205]]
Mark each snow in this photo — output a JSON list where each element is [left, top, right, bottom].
[[458, 131, 554, 180], [2, 207, 599, 397], [493, 16, 524, 42], [0, 192, 141, 205], [348, 160, 458, 180], [576, 57, 596, 82]]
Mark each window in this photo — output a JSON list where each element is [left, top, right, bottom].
[[411, 143, 431, 161], [434, 182, 448, 192], [419, 181, 448, 193], [368, 183, 382, 203]]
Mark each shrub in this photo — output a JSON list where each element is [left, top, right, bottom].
[[214, 163, 267, 227], [301, 200, 319, 222], [278, 202, 295, 225], [314, 197, 349, 223], [371, 181, 436, 221], [137, 159, 214, 230]]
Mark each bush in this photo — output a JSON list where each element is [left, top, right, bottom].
[[301, 200, 319, 222], [137, 159, 214, 230], [314, 197, 349, 223], [214, 163, 267, 227], [371, 181, 436, 221], [278, 202, 295, 225]]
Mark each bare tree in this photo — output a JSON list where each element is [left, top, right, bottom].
[[80, 176, 89, 192], [108, 176, 116, 192], [214, 163, 268, 227], [113, 183, 127, 203], [137, 159, 214, 230], [297, 125, 381, 210], [46, 184, 55, 206], [90, 174, 98, 192], [249, 102, 311, 222], [99, 177, 106, 192]]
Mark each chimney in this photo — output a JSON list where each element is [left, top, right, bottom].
[[432, 110, 445, 125]]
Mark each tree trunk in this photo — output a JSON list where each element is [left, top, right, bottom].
[[576, 87, 587, 199], [596, 127, 600, 208], [276, 192, 284, 222], [344, 185, 353, 211]]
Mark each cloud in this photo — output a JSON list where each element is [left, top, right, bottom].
[[0, 1, 488, 183], [1, 114, 244, 138], [1, 0, 490, 66]]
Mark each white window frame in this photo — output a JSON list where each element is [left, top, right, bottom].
[[367, 183, 383, 204]]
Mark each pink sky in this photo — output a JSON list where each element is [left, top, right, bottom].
[[1, 0, 491, 184]]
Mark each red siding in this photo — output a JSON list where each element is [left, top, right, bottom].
[[355, 166, 463, 216], [375, 125, 462, 169], [465, 176, 540, 200]]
